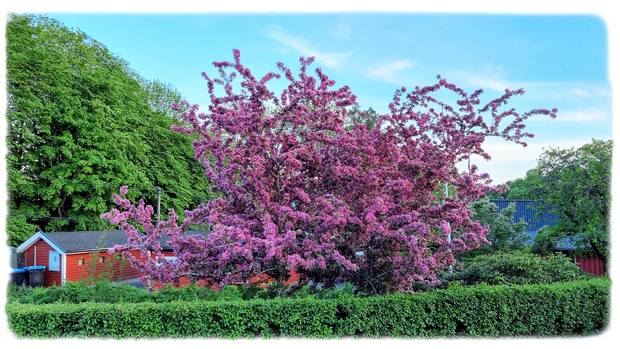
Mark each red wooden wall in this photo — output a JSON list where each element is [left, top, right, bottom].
[[22, 239, 62, 286], [575, 255, 605, 276], [66, 250, 142, 282]]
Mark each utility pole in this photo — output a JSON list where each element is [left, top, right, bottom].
[[444, 182, 453, 274], [156, 186, 162, 223]]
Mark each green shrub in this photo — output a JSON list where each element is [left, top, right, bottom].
[[444, 251, 588, 285], [217, 285, 244, 301], [8, 281, 151, 305], [7, 278, 609, 337], [315, 282, 356, 299], [8, 280, 362, 305], [150, 283, 218, 303]]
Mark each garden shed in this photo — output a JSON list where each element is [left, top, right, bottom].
[[16, 230, 142, 286], [491, 199, 605, 275]]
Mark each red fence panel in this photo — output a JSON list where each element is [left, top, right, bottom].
[[575, 255, 605, 276]]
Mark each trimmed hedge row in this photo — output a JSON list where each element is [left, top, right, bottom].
[[7, 278, 609, 338], [8, 280, 357, 304]]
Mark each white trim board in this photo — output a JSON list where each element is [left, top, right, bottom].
[[16, 231, 65, 254], [62, 254, 67, 285]]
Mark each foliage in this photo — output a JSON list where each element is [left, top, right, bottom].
[[345, 104, 380, 130], [485, 168, 545, 200], [7, 280, 359, 305], [469, 197, 528, 253], [103, 50, 556, 293], [8, 281, 149, 305], [531, 227, 565, 255], [7, 278, 609, 337], [497, 139, 611, 268], [536, 140, 611, 268], [139, 79, 184, 119], [443, 251, 588, 285], [6, 214, 38, 247], [6, 15, 214, 245]]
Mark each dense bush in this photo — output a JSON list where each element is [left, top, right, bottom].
[[7, 278, 608, 337], [7, 280, 358, 305], [9, 282, 146, 304], [469, 197, 528, 254], [444, 251, 588, 285]]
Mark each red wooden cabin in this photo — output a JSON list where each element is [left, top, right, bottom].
[[16, 230, 141, 286], [17, 230, 301, 288]]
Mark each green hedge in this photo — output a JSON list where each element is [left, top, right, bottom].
[[7, 278, 609, 338], [8, 281, 357, 305]]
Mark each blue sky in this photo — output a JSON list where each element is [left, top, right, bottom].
[[48, 14, 612, 183]]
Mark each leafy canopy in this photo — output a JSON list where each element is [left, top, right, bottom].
[[469, 198, 528, 254], [531, 140, 611, 267], [6, 15, 215, 245], [492, 139, 610, 267]]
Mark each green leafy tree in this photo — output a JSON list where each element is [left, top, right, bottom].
[[487, 168, 545, 200], [469, 198, 528, 253], [6, 214, 38, 247], [534, 139, 611, 269], [139, 79, 183, 119], [345, 104, 380, 130], [498, 139, 611, 269], [6, 15, 214, 245]]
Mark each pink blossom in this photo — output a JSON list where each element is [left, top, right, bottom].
[[102, 49, 556, 292], [440, 220, 452, 235]]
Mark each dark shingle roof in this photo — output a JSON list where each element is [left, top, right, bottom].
[[43, 230, 130, 253], [41, 230, 210, 253], [159, 230, 209, 250]]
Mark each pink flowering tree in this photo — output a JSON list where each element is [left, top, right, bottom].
[[102, 50, 556, 293]]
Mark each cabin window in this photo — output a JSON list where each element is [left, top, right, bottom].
[[99, 256, 105, 263], [77, 258, 84, 266]]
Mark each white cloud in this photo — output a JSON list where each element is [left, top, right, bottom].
[[567, 87, 611, 98], [450, 63, 509, 92], [449, 66, 611, 100], [367, 59, 416, 84], [554, 108, 610, 123], [569, 88, 592, 98], [457, 138, 594, 184], [484, 139, 591, 161], [465, 76, 509, 92], [267, 27, 351, 69]]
